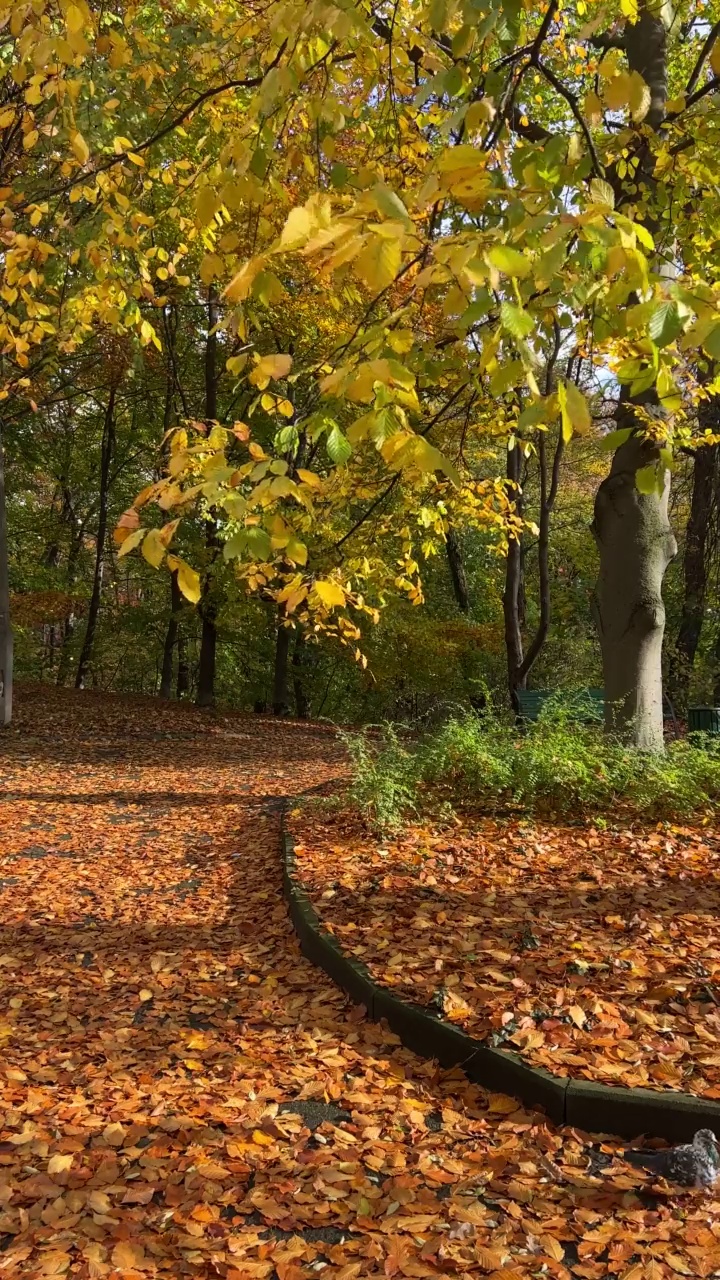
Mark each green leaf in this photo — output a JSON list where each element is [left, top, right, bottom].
[[326, 424, 352, 464], [635, 464, 659, 495], [487, 245, 531, 278], [704, 325, 720, 360], [648, 300, 683, 349], [372, 183, 410, 224], [500, 301, 534, 339], [600, 427, 633, 452]]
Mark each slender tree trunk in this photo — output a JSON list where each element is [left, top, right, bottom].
[[159, 571, 183, 698], [503, 444, 525, 709], [593, 3, 673, 751], [158, 347, 181, 700], [0, 423, 12, 727], [56, 531, 82, 686], [273, 606, 291, 715], [75, 390, 116, 689], [197, 287, 220, 708], [176, 620, 190, 699], [446, 525, 470, 613], [517, 425, 565, 687], [669, 436, 718, 709], [292, 632, 309, 718]]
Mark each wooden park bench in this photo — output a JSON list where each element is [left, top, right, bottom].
[[517, 687, 680, 736]]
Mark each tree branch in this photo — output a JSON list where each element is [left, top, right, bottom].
[[686, 19, 720, 95]]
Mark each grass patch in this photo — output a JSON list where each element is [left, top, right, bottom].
[[344, 707, 720, 828]]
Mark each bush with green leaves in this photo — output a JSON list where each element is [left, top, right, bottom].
[[346, 704, 720, 828]]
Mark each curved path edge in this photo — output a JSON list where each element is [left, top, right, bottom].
[[282, 822, 720, 1142]]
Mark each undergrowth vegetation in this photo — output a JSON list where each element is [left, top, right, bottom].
[[343, 705, 720, 829]]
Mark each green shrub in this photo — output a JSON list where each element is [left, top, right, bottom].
[[345, 708, 720, 828]]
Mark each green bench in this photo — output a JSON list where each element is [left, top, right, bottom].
[[516, 688, 604, 723], [688, 707, 720, 735], [517, 687, 679, 734]]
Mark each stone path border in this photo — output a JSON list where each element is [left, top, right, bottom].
[[282, 826, 720, 1142]]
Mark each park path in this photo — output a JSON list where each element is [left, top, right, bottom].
[[0, 686, 717, 1280]]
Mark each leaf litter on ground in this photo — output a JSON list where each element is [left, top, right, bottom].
[[1, 686, 720, 1279], [291, 809, 720, 1100]]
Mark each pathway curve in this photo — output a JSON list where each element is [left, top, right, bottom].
[[0, 687, 718, 1279]]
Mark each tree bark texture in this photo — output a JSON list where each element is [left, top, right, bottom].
[[503, 444, 525, 709], [593, 2, 673, 750], [159, 570, 183, 698], [0, 423, 12, 726], [445, 525, 471, 613], [669, 433, 718, 708], [273, 608, 291, 715], [292, 632, 309, 719], [197, 287, 220, 708], [592, 427, 677, 750], [75, 390, 116, 690]]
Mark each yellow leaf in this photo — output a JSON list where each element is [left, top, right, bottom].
[[603, 71, 632, 111], [224, 257, 263, 302], [196, 186, 220, 226], [48, 1153, 74, 1174], [117, 527, 146, 558], [568, 1004, 586, 1027], [280, 205, 313, 248], [167, 555, 202, 604], [200, 253, 223, 284], [558, 380, 591, 442], [87, 1190, 111, 1214], [711, 45, 720, 76], [314, 579, 346, 609], [250, 353, 293, 386], [355, 233, 402, 292], [39, 1252, 71, 1275], [141, 527, 166, 569], [102, 1122, 126, 1148], [278, 398, 294, 418], [629, 70, 651, 122], [183, 1058, 204, 1071], [139, 988, 153, 1002], [65, 3, 84, 34], [297, 469, 322, 488], [252, 1129, 274, 1146], [110, 1241, 146, 1271], [23, 129, 39, 151], [70, 129, 89, 165]]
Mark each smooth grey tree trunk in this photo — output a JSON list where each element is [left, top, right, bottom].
[[593, 2, 673, 750], [593, 427, 677, 750], [0, 424, 12, 726]]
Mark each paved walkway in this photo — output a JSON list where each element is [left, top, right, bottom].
[[0, 687, 717, 1279]]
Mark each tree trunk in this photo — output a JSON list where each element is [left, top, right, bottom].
[[0, 422, 12, 727], [75, 389, 116, 690], [592, 425, 677, 750], [159, 570, 183, 698], [196, 287, 219, 708], [292, 632, 309, 718], [445, 525, 470, 613], [669, 437, 718, 709], [273, 607, 291, 715], [593, 2, 672, 750], [176, 621, 190, 699], [503, 443, 525, 709]]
